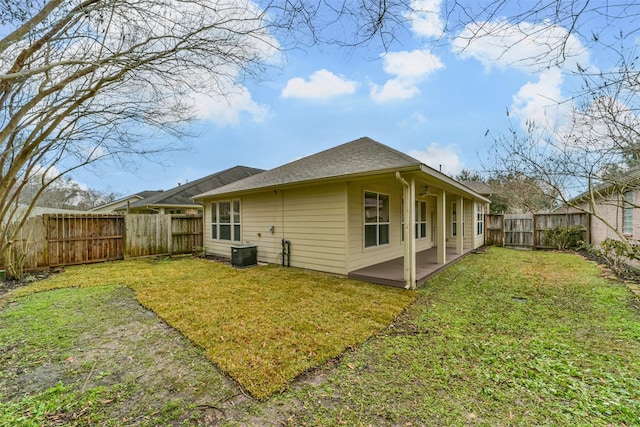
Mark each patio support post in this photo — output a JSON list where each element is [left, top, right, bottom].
[[396, 172, 414, 289], [436, 189, 446, 264], [456, 195, 464, 255]]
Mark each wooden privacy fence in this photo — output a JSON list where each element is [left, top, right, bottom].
[[485, 212, 590, 249], [125, 214, 203, 258], [3, 213, 203, 271]]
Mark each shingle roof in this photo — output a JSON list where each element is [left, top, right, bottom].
[[129, 165, 264, 208], [135, 190, 165, 199], [89, 191, 164, 212], [194, 137, 423, 198], [566, 166, 640, 204], [460, 181, 493, 196]]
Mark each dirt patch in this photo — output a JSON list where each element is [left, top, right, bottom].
[[0, 285, 255, 425], [0, 268, 60, 297]]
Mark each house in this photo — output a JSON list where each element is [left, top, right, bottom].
[[89, 191, 164, 213], [193, 137, 490, 289], [106, 166, 264, 215], [460, 180, 493, 198], [555, 168, 640, 247]]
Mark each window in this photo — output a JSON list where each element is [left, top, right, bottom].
[[211, 200, 241, 241], [452, 202, 457, 237], [401, 199, 427, 240], [431, 211, 435, 243], [476, 202, 484, 235], [415, 200, 427, 239], [623, 191, 633, 235], [364, 191, 390, 248], [210, 202, 217, 239]]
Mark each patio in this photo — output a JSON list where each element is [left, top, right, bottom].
[[348, 247, 475, 288]]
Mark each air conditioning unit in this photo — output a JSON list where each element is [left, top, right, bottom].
[[231, 244, 257, 267]]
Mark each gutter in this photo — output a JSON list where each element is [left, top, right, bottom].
[[193, 165, 422, 201]]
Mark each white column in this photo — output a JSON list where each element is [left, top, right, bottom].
[[409, 178, 416, 289], [436, 189, 446, 264], [402, 184, 411, 288], [456, 195, 464, 255]]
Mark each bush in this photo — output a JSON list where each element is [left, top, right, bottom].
[[543, 225, 585, 250], [586, 238, 640, 276]]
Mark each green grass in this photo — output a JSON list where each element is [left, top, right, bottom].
[[280, 248, 640, 426], [0, 284, 242, 426], [2, 248, 639, 425], [3, 257, 417, 399]]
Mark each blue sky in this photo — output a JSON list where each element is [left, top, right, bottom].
[[74, 1, 617, 196]]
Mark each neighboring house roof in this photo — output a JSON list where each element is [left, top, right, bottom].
[[89, 191, 164, 212], [194, 137, 490, 202], [461, 181, 493, 197], [563, 167, 640, 207], [123, 165, 265, 211], [10, 205, 95, 219]]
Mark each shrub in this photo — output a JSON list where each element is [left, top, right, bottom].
[[587, 238, 640, 276], [543, 225, 585, 250]]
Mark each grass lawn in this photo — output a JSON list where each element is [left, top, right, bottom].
[[1, 247, 639, 426], [278, 248, 640, 426], [3, 257, 417, 399]]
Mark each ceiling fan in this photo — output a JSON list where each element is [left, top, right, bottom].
[[418, 185, 437, 197]]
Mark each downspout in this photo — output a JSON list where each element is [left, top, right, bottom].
[[409, 178, 416, 288], [396, 172, 415, 289]]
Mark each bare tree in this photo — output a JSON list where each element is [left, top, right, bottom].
[[0, 0, 419, 276], [445, 1, 640, 69], [486, 57, 640, 246], [445, 1, 640, 255], [18, 173, 119, 209]]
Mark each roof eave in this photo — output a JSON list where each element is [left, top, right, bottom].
[[418, 165, 492, 203], [193, 165, 422, 201]]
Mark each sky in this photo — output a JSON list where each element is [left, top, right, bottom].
[[71, 0, 622, 196]]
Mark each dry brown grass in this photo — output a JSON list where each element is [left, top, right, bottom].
[[5, 257, 417, 399]]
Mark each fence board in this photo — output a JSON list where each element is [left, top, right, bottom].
[[170, 215, 203, 254], [485, 212, 589, 249], [505, 214, 534, 248], [485, 214, 504, 246], [1, 213, 203, 274], [534, 213, 588, 248], [125, 214, 170, 257], [46, 214, 124, 266]]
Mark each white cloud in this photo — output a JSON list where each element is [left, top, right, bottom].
[[409, 143, 463, 176], [190, 87, 269, 126], [559, 96, 640, 153], [281, 69, 357, 99], [370, 49, 444, 103], [452, 20, 591, 73], [397, 111, 428, 128], [31, 164, 62, 181], [405, 0, 444, 38], [511, 68, 566, 128]]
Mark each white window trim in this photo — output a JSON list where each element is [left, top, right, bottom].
[[402, 199, 427, 241], [476, 202, 484, 236], [416, 200, 427, 239], [364, 191, 390, 248], [211, 199, 241, 242], [452, 202, 457, 237]]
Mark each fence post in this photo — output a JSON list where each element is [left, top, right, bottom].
[[532, 213, 537, 250], [167, 215, 173, 255]]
